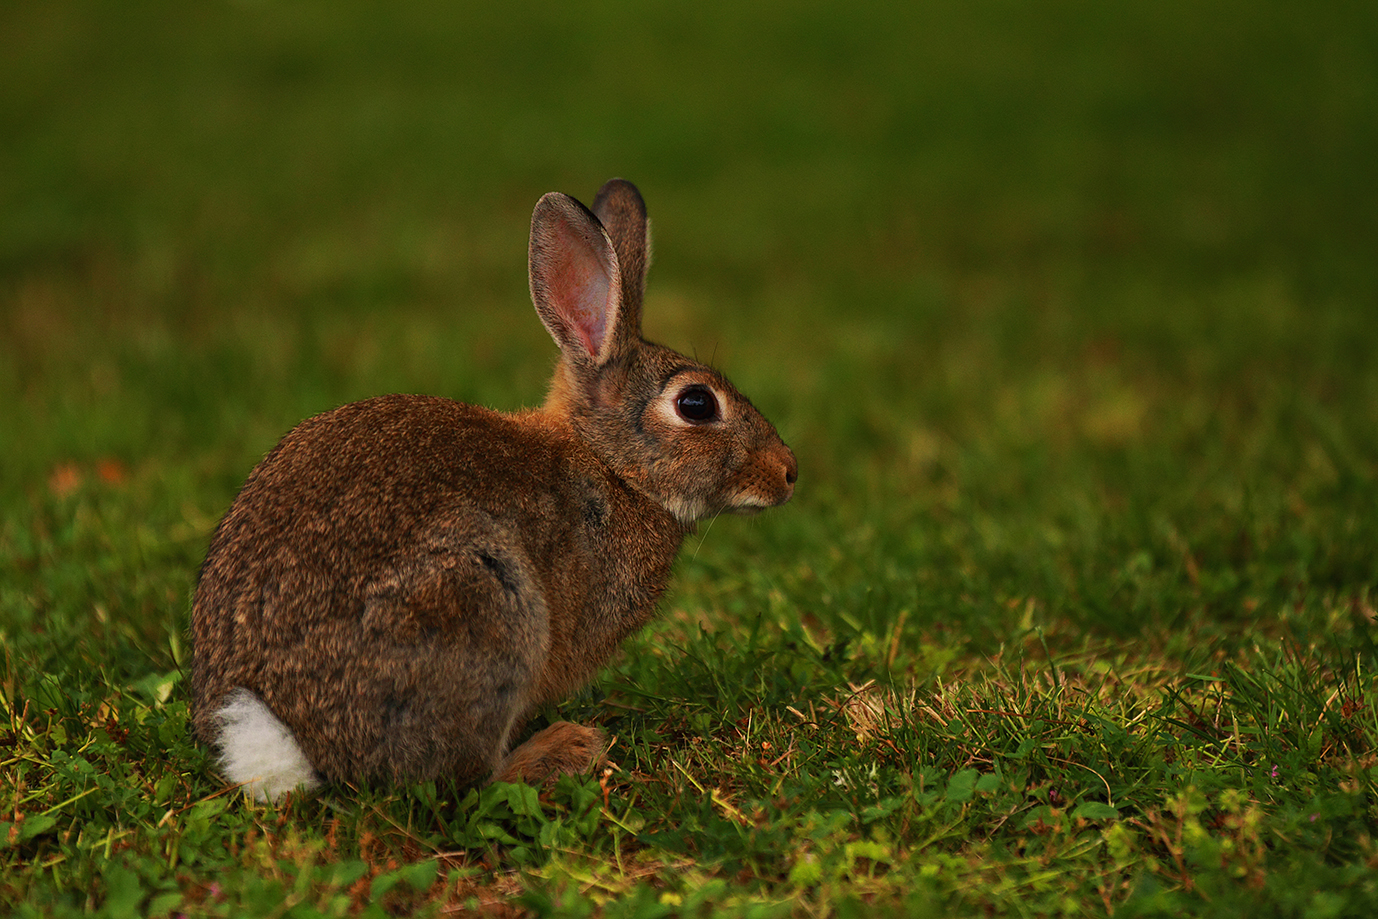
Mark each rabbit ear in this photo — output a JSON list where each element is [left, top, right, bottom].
[[592, 179, 650, 340], [529, 192, 627, 366]]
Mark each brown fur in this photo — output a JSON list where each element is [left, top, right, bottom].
[[190, 180, 796, 792]]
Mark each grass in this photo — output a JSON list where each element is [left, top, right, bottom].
[[3, 0, 1377, 915]]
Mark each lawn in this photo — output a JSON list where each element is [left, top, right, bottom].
[[3, 1, 1377, 916]]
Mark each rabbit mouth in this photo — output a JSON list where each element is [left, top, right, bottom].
[[726, 474, 796, 515], [663, 491, 790, 526], [727, 498, 786, 517]]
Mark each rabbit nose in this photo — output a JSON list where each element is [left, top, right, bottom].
[[775, 445, 798, 501], [782, 449, 798, 487]]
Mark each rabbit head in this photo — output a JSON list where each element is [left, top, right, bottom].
[[530, 179, 797, 527]]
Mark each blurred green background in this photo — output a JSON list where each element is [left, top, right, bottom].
[[3, 3, 1378, 912], [2, 0, 1376, 666]]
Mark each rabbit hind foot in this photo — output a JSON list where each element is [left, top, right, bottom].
[[213, 688, 322, 802], [494, 721, 606, 786]]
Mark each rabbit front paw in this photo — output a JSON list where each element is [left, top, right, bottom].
[[494, 721, 606, 786]]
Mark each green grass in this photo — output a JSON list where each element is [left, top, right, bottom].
[[3, 0, 1377, 915]]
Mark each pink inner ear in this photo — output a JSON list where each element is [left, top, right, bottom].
[[551, 257, 610, 358]]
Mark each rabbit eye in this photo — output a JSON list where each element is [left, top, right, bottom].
[[675, 387, 719, 424]]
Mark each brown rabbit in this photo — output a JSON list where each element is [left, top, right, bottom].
[[190, 180, 797, 801]]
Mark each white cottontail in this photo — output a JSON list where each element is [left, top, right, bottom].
[[191, 180, 797, 800]]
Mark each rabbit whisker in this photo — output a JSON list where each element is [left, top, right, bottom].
[[691, 509, 726, 559]]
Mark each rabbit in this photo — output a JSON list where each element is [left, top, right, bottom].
[[190, 179, 798, 801]]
